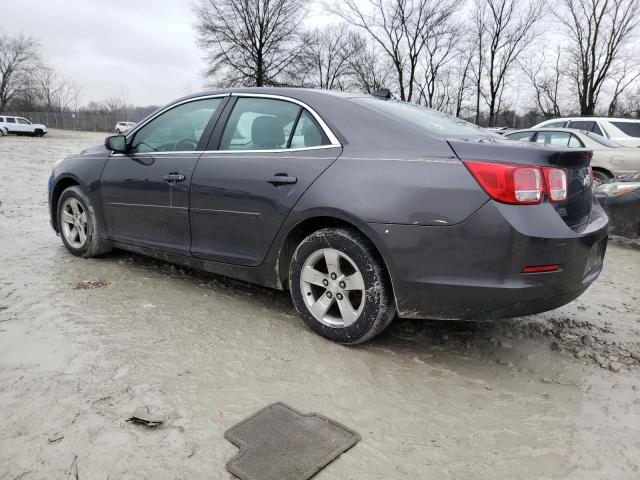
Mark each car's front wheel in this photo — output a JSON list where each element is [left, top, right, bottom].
[[289, 228, 395, 344], [593, 169, 613, 186], [57, 186, 111, 258]]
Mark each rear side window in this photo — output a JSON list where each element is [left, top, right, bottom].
[[540, 121, 568, 128], [219, 98, 301, 150], [289, 110, 329, 148], [568, 134, 584, 147], [130, 98, 222, 154], [534, 131, 572, 146], [0, 117, 4, 122], [6, 118, 15, 124], [611, 121, 640, 138], [569, 120, 593, 131], [505, 131, 534, 142]]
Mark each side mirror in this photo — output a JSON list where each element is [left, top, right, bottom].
[[105, 134, 127, 153]]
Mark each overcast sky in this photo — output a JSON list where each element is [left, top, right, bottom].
[[1, 0, 331, 107]]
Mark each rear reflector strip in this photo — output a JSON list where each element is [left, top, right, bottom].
[[522, 264, 561, 273]]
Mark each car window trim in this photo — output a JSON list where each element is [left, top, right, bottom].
[[124, 93, 232, 141], [209, 93, 341, 153], [114, 94, 230, 157]]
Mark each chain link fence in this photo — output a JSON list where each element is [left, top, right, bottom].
[[2, 111, 147, 133]]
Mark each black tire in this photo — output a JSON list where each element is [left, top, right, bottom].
[[593, 169, 613, 186], [289, 228, 395, 344], [57, 185, 111, 258]]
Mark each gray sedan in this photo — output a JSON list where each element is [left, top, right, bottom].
[[48, 88, 608, 343]]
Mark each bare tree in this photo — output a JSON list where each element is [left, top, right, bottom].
[[520, 47, 564, 118], [193, 0, 307, 87], [345, 33, 394, 93], [0, 33, 40, 111], [557, 0, 640, 115], [300, 24, 354, 90], [474, 0, 545, 127], [330, 0, 456, 102], [416, 23, 460, 108], [607, 59, 640, 116]]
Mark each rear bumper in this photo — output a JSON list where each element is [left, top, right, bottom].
[[369, 200, 609, 320]]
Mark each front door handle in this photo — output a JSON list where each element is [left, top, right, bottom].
[[268, 174, 297, 185], [163, 173, 185, 183]]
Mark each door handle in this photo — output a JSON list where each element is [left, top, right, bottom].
[[267, 174, 297, 185], [163, 173, 185, 183]]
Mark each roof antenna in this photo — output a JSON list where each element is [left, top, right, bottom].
[[372, 88, 392, 99]]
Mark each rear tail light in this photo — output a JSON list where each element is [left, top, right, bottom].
[[463, 161, 567, 205], [543, 168, 567, 202]]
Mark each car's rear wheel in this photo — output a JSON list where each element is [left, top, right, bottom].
[[593, 168, 613, 186], [289, 228, 395, 344], [57, 186, 111, 258]]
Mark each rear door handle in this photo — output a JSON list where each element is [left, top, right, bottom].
[[163, 173, 185, 183], [268, 174, 297, 185]]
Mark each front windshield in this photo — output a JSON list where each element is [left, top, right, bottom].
[[354, 97, 497, 138], [582, 130, 622, 148]]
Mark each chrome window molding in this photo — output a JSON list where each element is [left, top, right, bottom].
[[124, 93, 231, 141], [116, 91, 343, 156], [228, 92, 342, 148]]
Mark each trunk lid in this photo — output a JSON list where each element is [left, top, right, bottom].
[[448, 137, 593, 230]]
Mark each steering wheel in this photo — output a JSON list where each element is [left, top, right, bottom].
[[173, 138, 198, 151]]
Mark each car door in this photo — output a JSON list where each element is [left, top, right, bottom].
[[15, 118, 32, 133], [100, 95, 227, 254], [189, 95, 342, 266], [4, 117, 17, 133]]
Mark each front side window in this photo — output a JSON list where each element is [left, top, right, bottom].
[[17, 118, 30, 125], [611, 121, 640, 138], [130, 98, 222, 154], [534, 131, 572, 146], [220, 98, 302, 150]]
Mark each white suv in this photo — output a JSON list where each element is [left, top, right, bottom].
[[533, 117, 640, 147], [114, 121, 136, 134], [0, 115, 48, 137]]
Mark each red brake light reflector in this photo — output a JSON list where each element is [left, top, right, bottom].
[[543, 168, 567, 202], [463, 161, 543, 204], [522, 264, 561, 273]]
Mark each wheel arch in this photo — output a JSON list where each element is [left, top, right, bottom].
[[592, 166, 613, 178], [276, 214, 397, 300], [50, 176, 82, 232]]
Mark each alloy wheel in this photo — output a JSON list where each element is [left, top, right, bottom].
[[300, 248, 366, 328], [60, 198, 88, 248]]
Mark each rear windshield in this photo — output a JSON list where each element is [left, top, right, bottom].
[[582, 130, 621, 147], [354, 97, 496, 138], [611, 121, 640, 138]]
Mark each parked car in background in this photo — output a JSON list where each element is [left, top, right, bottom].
[[533, 117, 640, 148], [505, 128, 640, 184], [595, 173, 640, 238], [48, 88, 607, 344], [114, 121, 136, 134], [487, 126, 514, 135], [0, 115, 47, 136]]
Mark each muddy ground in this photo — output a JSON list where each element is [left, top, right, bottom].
[[0, 129, 639, 479]]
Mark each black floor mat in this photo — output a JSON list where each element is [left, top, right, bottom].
[[224, 402, 360, 480]]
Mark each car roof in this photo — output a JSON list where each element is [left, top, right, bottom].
[[507, 128, 586, 134], [540, 117, 640, 122]]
